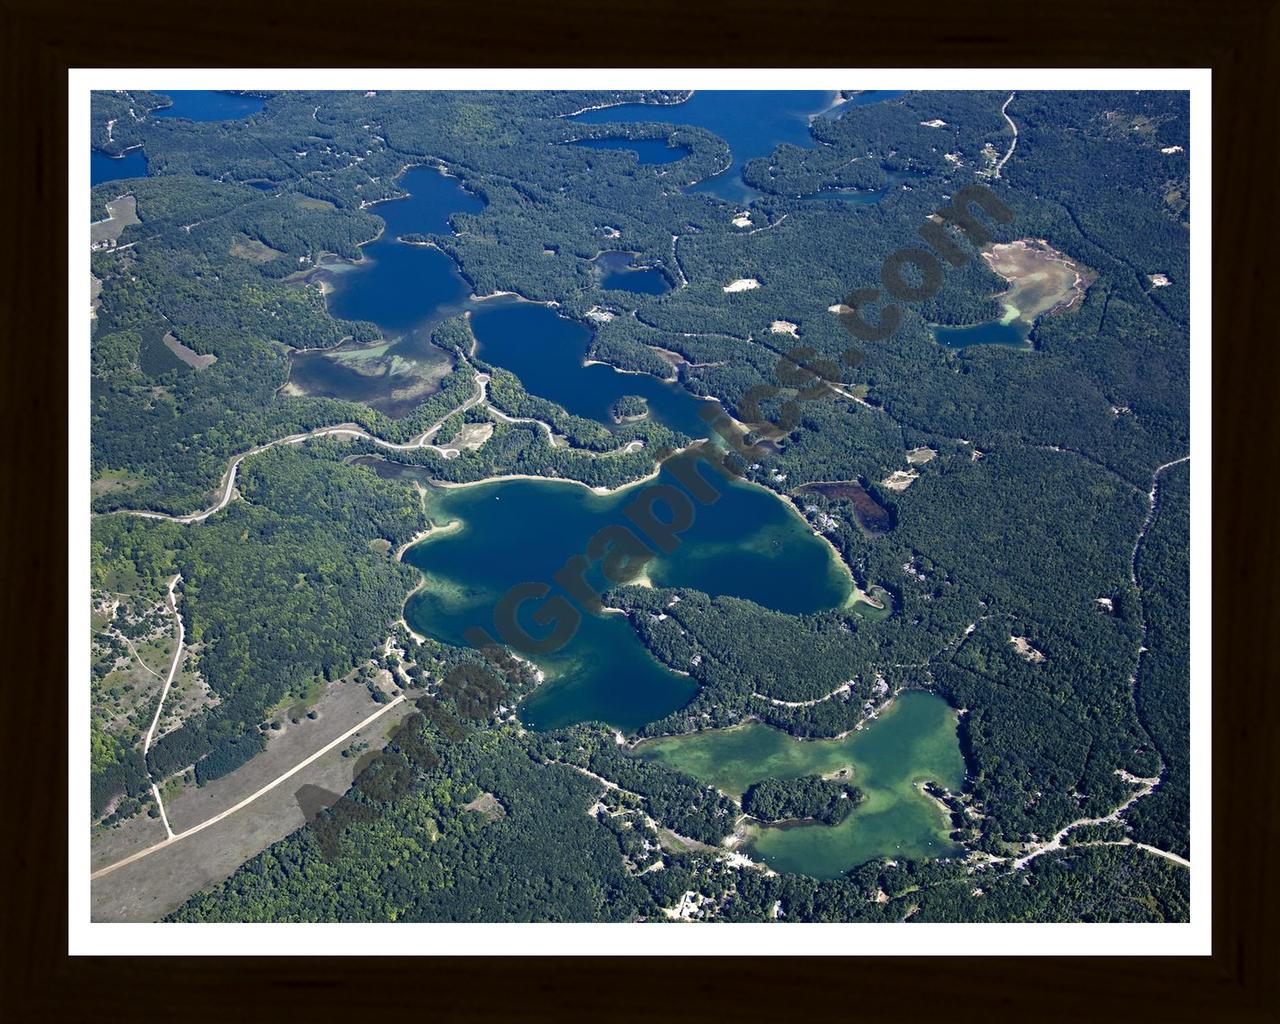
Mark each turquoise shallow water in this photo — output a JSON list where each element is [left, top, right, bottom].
[[637, 690, 967, 877]]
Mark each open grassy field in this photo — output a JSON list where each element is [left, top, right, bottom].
[[90, 195, 139, 246], [229, 233, 285, 263], [90, 678, 417, 921]]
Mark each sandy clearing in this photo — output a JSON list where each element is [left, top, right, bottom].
[[90, 694, 407, 883], [163, 332, 217, 370], [881, 469, 919, 491], [1009, 636, 1046, 663]]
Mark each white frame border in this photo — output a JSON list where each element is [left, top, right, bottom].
[[69, 67, 1211, 956]]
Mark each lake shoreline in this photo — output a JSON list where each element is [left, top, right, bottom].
[[634, 691, 968, 878]]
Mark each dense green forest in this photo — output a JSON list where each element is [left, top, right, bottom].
[[89, 88, 1191, 923], [169, 701, 1186, 923], [1123, 461, 1191, 858]]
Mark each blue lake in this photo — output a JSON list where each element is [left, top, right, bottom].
[[91, 90, 265, 185], [470, 297, 717, 439], [399, 455, 851, 731], [819, 90, 908, 119], [933, 320, 1030, 348], [91, 89, 972, 865], [571, 90, 836, 204], [91, 148, 148, 186], [593, 251, 671, 295], [320, 164, 485, 336], [292, 162, 709, 433], [153, 91, 266, 122], [571, 137, 691, 165], [287, 165, 486, 415]]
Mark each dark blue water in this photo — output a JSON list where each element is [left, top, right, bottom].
[[594, 251, 671, 294], [322, 165, 486, 336], [153, 91, 266, 122], [91, 148, 148, 186], [403, 454, 850, 731], [819, 90, 908, 119], [291, 163, 710, 431], [470, 298, 717, 439], [287, 165, 487, 415], [933, 320, 1030, 348], [572, 137, 691, 165], [572, 90, 835, 204]]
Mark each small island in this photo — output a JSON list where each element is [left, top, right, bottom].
[[742, 775, 864, 826], [610, 394, 650, 423]]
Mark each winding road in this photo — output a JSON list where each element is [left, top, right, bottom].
[[115, 374, 489, 523], [1011, 771, 1170, 869], [139, 573, 185, 839], [994, 92, 1018, 179], [107, 370, 648, 525], [1008, 454, 1192, 873]]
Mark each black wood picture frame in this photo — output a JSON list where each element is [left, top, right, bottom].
[[3, 0, 1276, 1018]]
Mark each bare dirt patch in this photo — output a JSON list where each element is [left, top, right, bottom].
[[451, 422, 494, 451], [162, 332, 217, 370], [91, 681, 416, 921], [463, 791, 507, 821], [881, 469, 919, 492], [656, 827, 716, 855], [164, 680, 389, 835], [905, 447, 937, 465], [1010, 636, 1046, 663], [648, 345, 686, 372]]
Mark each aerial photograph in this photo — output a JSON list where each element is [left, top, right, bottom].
[[86, 86, 1192, 926]]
